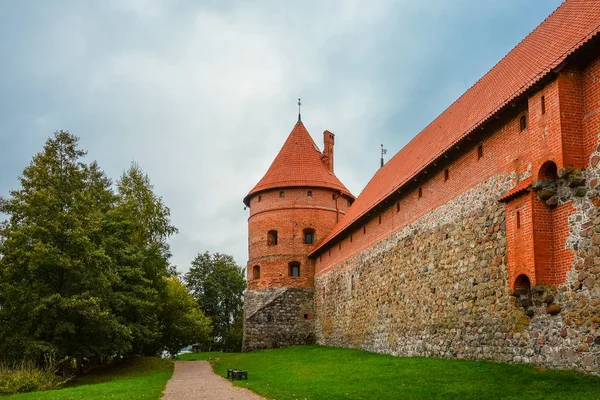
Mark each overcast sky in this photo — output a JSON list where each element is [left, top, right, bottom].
[[0, 0, 563, 274]]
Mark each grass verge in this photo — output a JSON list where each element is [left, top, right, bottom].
[[2, 356, 173, 400], [178, 345, 600, 400]]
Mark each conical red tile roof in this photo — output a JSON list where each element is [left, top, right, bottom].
[[244, 121, 354, 205]]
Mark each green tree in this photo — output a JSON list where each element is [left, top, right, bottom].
[[185, 252, 246, 352], [0, 131, 130, 372], [104, 162, 178, 356], [158, 277, 212, 357]]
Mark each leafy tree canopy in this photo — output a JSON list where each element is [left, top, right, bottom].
[[185, 252, 246, 352], [0, 131, 207, 372]]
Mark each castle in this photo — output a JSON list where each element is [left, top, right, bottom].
[[243, 0, 600, 374]]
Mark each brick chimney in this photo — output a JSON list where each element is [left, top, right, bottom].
[[321, 130, 335, 173]]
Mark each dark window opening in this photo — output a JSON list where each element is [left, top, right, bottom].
[[444, 169, 449, 182], [338, 242, 341, 250], [378, 215, 382, 224], [258, 195, 262, 203], [513, 274, 533, 309], [541, 96, 546, 115], [519, 115, 527, 131], [252, 265, 260, 280], [304, 228, 315, 244], [418, 187, 423, 199], [347, 199, 351, 207], [351, 275, 355, 291], [304, 313, 310, 320], [289, 261, 300, 277], [517, 211, 521, 229], [539, 160, 558, 180], [328, 249, 331, 256], [396, 202, 400, 213], [350, 234, 353, 243], [363, 226, 366, 235], [279, 191, 285, 198], [307, 190, 312, 198], [267, 230, 278, 246], [332, 193, 336, 200], [477, 145, 483, 160]]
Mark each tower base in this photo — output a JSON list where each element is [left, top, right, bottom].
[[243, 287, 315, 352]]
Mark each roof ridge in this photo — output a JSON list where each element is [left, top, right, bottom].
[[311, 0, 600, 255]]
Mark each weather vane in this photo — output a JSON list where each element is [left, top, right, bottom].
[[380, 144, 387, 168], [298, 98, 302, 122]]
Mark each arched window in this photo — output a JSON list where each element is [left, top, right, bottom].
[[519, 115, 527, 132], [513, 274, 532, 309], [307, 190, 312, 198], [288, 261, 300, 277], [538, 160, 558, 180], [303, 228, 315, 244], [252, 265, 260, 280], [267, 230, 278, 246]]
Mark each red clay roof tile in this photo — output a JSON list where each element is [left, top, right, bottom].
[[312, 0, 600, 255], [244, 122, 354, 205], [499, 177, 533, 202]]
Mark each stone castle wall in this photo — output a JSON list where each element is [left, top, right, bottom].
[[243, 287, 315, 351], [315, 157, 600, 374]]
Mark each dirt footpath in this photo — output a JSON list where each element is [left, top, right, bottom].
[[162, 361, 267, 400]]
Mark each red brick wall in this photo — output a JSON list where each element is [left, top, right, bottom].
[[506, 193, 536, 287], [558, 67, 585, 168], [582, 58, 600, 157], [247, 187, 351, 290], [315, 58, 600, 288]]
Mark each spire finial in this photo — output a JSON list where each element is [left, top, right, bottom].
[[298, 98, 302, 122], [380, 144, 387, 168]]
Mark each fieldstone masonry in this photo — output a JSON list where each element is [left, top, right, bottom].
[[315, 154, 600, 374], [243, 288, 315, 351]]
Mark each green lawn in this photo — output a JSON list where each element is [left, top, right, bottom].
[[178, 345, 600, 400], [3, 356, 173, 400]]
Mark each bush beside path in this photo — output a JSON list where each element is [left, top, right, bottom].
[[3, 357, 173, 400]]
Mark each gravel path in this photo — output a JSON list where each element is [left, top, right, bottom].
[[162, 361, 267, 400]]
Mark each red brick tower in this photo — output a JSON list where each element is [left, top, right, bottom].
[[242, 118, 354, 351]]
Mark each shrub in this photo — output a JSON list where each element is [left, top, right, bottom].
[[0, 361, 66, 395]]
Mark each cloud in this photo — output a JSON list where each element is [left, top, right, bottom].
[[0, 0, 563, 273]]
